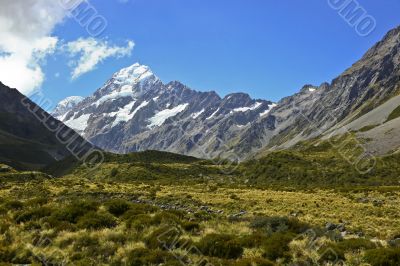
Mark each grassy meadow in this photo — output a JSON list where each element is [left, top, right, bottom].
[[1, 144, 400, 266]]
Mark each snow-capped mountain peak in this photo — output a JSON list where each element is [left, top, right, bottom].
[[53, 96, 84, 119], [58, 96, 84, 108], [52, 62, 275, 158], [112, 63, 158, 86]]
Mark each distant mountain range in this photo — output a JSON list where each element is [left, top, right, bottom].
[[53, 25, 400, 160], [0, 25, 399, 170], [52, 63, 275, 160]]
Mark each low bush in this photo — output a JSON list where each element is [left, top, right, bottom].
[[318, 245, 345, 263], [234, 258, 275, 266], [106, 232, 127, 244], [72, 235, 99, 252], [151, 211, 180, 226], [110, 168, 119, 177], [337, 238, 378, 251], [3, 200, 23, 210], [386, 105, 400, 122], [262, 232, 295, 261], [250, 216, 309, 235], [126, 214, 152, 232], [71, 234, 117, 259], [121, 203, 158, 219], [106, 199, 131, 217], [181, 221, 200, 233], [51, 200, 99, 223], [364, 247, 400, 266], [197, 234, 243, 259], [145, 227, 192, 250], [15, 206, 53, 223], [77, 211, 117, 230], [125, 248, 180, 266], [26, 196, 49, 206], [240, 234, 269, 248]]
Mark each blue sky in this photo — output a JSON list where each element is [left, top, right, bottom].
[[31, 0, 400, 105]]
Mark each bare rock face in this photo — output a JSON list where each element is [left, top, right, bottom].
[[54, 26, 400, 160], [235, 25, 400, 158]]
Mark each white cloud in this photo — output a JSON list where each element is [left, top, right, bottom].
[[66, 38, 135, 79], [0, 0, 135, 94], [0, 0, 79, 95]]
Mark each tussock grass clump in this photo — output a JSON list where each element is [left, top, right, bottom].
[[125, 248, 180, 266], [51, 200, 99, 223], [15, 206, 53, 223], [125, 214, 153, 232], [197, 233, 243, 259], [3, 200, 23, 210], [364, 247, 400, 265], [105, 199, 131, 217], [261, 232, 295, 261], [77, 211, 117, 230], [250, 216, 310, 235]]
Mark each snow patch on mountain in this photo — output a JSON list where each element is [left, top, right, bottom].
[[110, 100, 149, 127], [148, 103, 189, 128], [53, 96, 84, 119], [191, 109, 205, 119], [206, 108, 220, 120], [58, 96, 84, 108], [237, 123, 250, 128], [259, 103, 277, 117], [64, 113, 91, 133], [231, 102, 262, 113], [94, 85, 134, 107]]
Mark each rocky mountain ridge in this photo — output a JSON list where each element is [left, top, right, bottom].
[[0, 82, 94, 170], [54, 25, 400, 160]]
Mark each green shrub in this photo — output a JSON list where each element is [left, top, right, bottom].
[[0, 221, 10, 234], [72, 234, 117, 259], [125, 248, 179, 266], [0, 246, 16, 262], [43, 218, 77, 232], [27, 196, 48, 206], [262, 232, 295, 261], [318, 238, 378, 263], [386, 105, 400, 122], [3, 200, 23, 210], [145, 227, 192, 250], [77, 212, 117, 230], [364, 247, 400, 266], [121, 203, 158, 219], [250, 216, 309, 235], [106, 232, 127, 244], [51, 200, 99, 223], [234, 258, 274, 266], [197, 234, 243, 259], [240, 234, 269, 248], [230, 194, 241, 200], [194, 210, 213, 221], [106, 199, 131, 216], [110, 168, 119, 177], [151, 211, 180, 226], [181, 221, 200, 232], [15, 206, 53, 223], [318, 245, 345, 263], [126, 214, 152, 232], [337, 238, 378, 251], [165, 209, 186, 219]]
